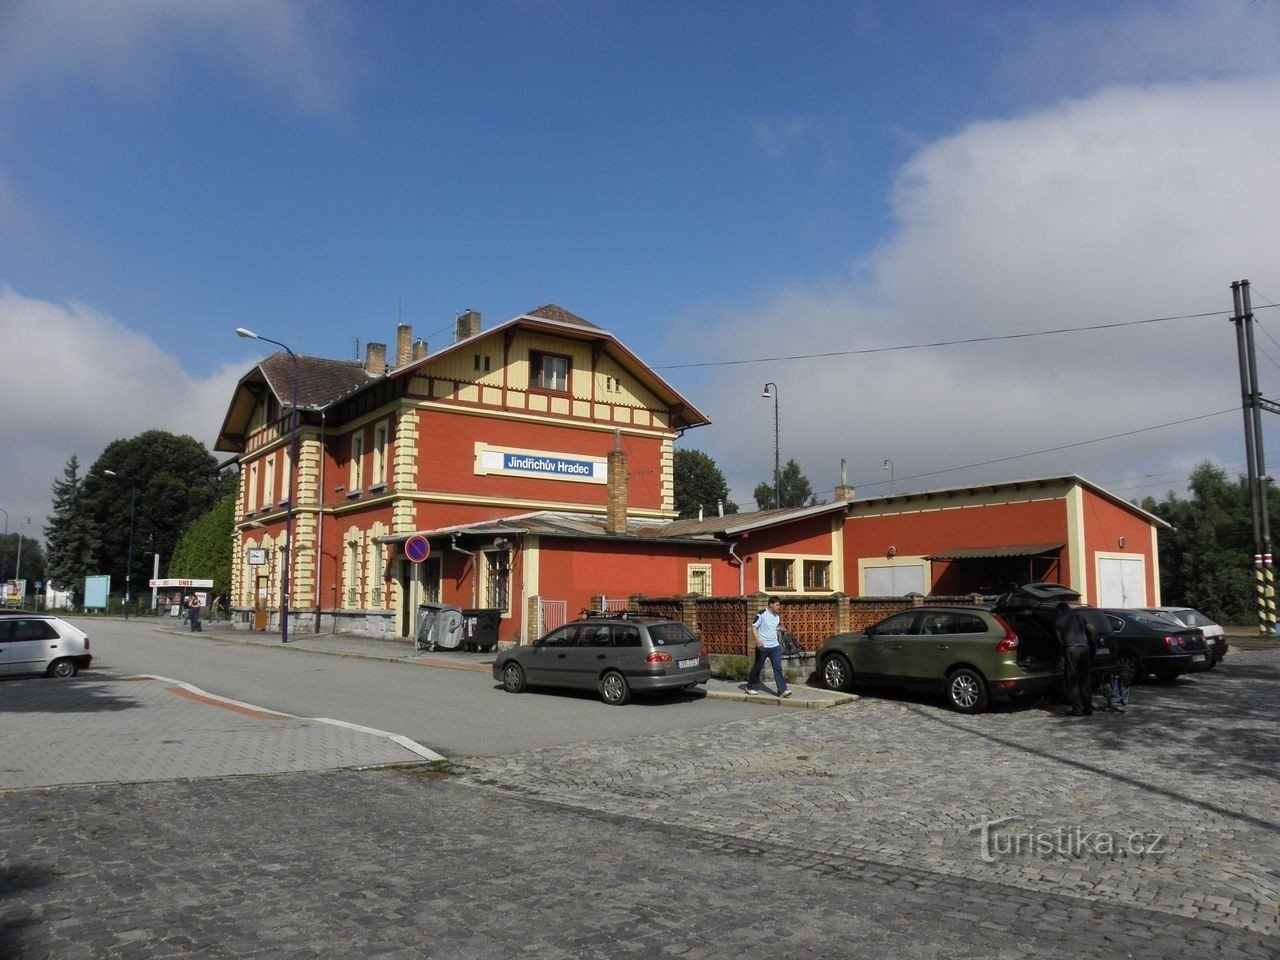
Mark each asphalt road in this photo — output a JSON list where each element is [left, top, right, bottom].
[[71, 618, 763, 757]]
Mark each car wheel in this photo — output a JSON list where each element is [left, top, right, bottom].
[[1116, 653, 1141, 685], [48, 658, 78, 679], [946, 667, 988, 714], [501, 662, 526, 693], [599, 669, 631, 706], [820, 653, 855, 692]]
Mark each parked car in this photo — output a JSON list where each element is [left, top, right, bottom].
[[1140, 607, 1227, 667], [0, 614, 92, 678], [492, 613, 710, 705], [990, 582, 1117, 685], [1101, 609, 1211, 683], [816, 605, 1066, 714]]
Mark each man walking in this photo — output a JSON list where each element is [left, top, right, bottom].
[[746, 596, 790, 698]]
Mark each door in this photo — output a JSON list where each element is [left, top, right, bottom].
[[563, 622, 614, 688], [1098, 557, 1146, 607], [0, 618, 59, 675], [856, 610, 919, 681], [254, 573, 270, 631], [907, 610, 990, 682], [526, 624, 579, 685]]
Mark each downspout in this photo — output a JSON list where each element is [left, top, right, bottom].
[[728, 540, 744, 597], [315, 408, 326, 629], [451, 535, 476, 607]]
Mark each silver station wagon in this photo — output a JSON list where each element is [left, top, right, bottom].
[[493, 613, 710, 705]]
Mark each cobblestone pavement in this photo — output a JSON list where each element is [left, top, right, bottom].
[[0, 650, 1275, 958], [456, 649, 1280, 938], [1, 766, 1275, 959]]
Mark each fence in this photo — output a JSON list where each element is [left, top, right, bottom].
[[627, 592, 990, 656]]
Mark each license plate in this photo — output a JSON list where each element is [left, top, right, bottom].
[[1192, 654, 1205, 662], [678, 658, 700, 669]]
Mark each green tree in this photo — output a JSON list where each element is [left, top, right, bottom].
[[753, 458, 820, 510], [1, 531, 45, 601], [1149, 462, 1262, 624], [673, 449, 738, 519], [87, 431, 226, 601], [169, 493, 236, 596], [44, 455, 101, 605]]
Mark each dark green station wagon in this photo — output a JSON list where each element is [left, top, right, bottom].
[[816, 605, 1067, 714]]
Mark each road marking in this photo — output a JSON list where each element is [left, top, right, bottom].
[[133, 675, 445, 762]]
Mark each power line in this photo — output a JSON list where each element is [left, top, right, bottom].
[[804, 408, 1238, 500], [655, 304, 1280, 371]]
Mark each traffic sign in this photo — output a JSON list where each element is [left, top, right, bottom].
[[405, 535, 430, 563]]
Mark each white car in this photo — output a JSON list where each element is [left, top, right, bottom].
[[0, 613, 92, 678], [1141, 607, 1227, 667]]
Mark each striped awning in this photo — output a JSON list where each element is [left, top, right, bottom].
[[925, 543, 1063, 560]]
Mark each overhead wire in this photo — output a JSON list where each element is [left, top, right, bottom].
[[653, 304, 1279, 371]]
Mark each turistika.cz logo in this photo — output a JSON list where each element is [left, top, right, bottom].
[[970, 816, 1166, 863]]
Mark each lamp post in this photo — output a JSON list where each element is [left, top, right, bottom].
[[14, 515, 30, 606], [237, 326, 298, 644], [0, 507, 8, 594], [883, 459, 895, 495], [761, 383, 781, 510], [103, 470, 137, 619]]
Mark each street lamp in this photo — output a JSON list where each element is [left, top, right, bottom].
[[761, 383, 781, 510], [103, 470, 137, 619], [883, 459, 895, 495], [14, 515, 30, 606], [237, 326, 298, 644], [0, 507, 8, 591]]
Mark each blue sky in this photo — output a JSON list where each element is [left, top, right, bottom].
[[3, 0, 1280, 534]]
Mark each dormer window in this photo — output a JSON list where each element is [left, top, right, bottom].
[[531, 351, 569, 393]]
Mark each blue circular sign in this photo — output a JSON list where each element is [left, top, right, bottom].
[[405, 535, 430, 563]]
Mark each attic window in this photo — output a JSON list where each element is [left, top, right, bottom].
[[531, 351, 569, 393], [474, 354, 491, 372]]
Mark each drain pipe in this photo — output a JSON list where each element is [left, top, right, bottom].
[[451, 535, 476, 607], [728, 540, 745, 597]]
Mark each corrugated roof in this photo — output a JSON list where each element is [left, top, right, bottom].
[[925, 543, 1064, 560]]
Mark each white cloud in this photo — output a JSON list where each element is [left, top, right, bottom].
[[0, 0, 352, 113], [0, 286, 243, 534], [677, 74, 1280, 509]]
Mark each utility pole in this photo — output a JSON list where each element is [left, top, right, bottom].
[[1231, 279, 1276, 635]]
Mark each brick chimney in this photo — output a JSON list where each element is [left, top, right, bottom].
[[396, 324, 412, 367], [606, 430, 628, 535], [365, 341, 387, 375], [411, 338, 427, 361], [834, 458, 856, 501], [455, 309, 481, 343]]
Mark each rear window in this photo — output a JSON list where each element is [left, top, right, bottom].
[[646, 622, 698, 646]]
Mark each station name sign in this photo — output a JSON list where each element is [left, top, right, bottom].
[[476, 445, 607, 484]]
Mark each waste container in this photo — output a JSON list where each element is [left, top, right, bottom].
[[416, 602, 464, 652], [461, 608, 501, 652]]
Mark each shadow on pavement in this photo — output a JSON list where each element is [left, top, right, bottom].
[[0, 676, 146, 714]]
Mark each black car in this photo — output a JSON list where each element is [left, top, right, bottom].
[[1100, 609, 1211, 683], [991, 582, 1117, 684]]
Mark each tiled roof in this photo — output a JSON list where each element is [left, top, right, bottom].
[[260, 353, 371, 409], [525, 304, 598, 328]]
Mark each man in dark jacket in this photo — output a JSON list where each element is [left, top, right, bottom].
[[1054, 601, 1092, 716]]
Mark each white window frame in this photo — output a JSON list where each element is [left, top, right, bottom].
[[350, 433, 365, 493], [263, 454, 275, 510], [481, 548, 511, 615], [686, 563, 713, 596], [372, 420, 389, 488]]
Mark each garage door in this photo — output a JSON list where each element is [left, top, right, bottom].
[[864, 563, 926, 596], [1098, 556, 1146, 607]]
